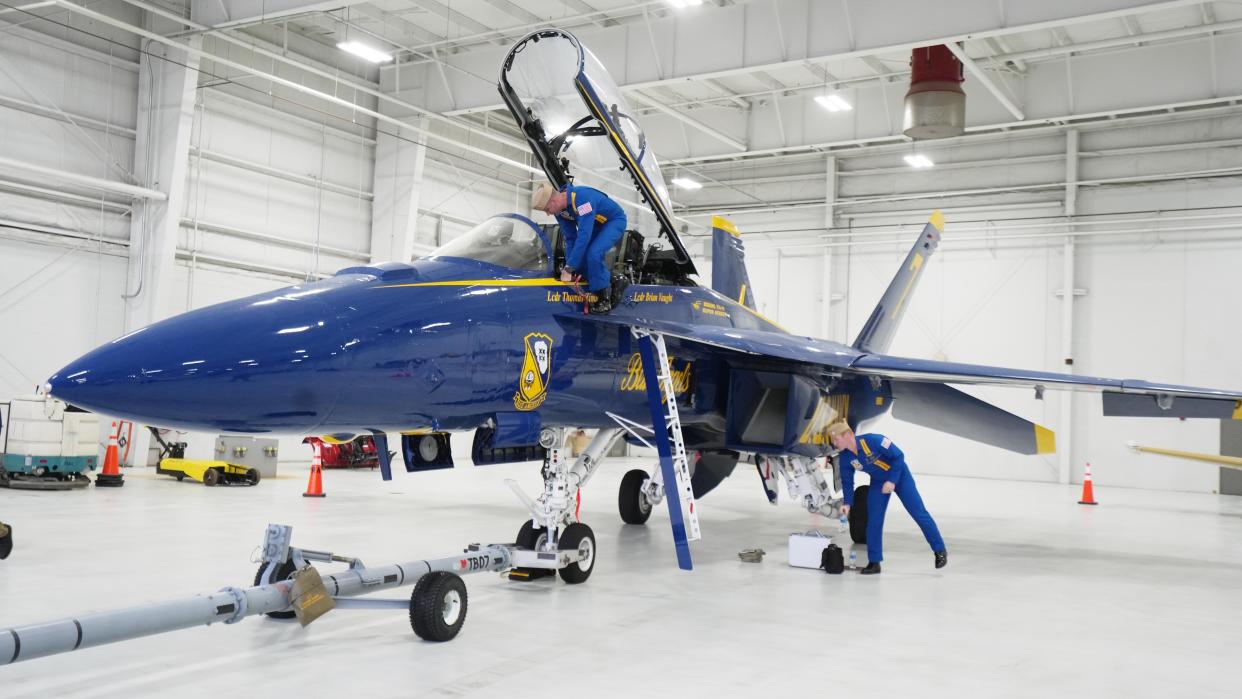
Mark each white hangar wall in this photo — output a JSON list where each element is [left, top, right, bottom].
[[718, 117, 1242, 494]]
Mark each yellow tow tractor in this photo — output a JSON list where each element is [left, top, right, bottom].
[[149, 427, 260, 486]]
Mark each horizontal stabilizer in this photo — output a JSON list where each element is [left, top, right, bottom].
[[891, 381, 1055, 455], [1103, 392, 1242, 419]]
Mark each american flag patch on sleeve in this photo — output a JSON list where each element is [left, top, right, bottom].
[[881, 437, 891, 449], [576, 201, 593, 216]]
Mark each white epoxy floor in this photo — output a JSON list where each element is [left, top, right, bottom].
[[2, 459, 1241, 697]]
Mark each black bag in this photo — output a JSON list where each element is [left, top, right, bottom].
[[821, 543, 844, 574]]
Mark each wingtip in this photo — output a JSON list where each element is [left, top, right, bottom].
[[1035, 424, 1056, 454], [929, 210, 945, 232]]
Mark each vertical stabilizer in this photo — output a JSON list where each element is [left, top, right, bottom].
[[710, 216, 757, 311], [851, 211, 943, 354]]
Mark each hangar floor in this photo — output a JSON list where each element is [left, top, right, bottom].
[[1, 458, 1239, 697]]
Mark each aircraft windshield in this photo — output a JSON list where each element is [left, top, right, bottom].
[[429, 215, 549, 272]]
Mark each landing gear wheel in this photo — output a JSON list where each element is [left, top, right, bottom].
[[409, 571, 467, 642], [849, 485, 869, 545], [246, 469, 261, 486], [516, 519, 548, 550], [618, 469, 652, 525], [557, 522, 596, 584], [202, 468, 220, 487], [253, 559, 299, 618], [512, 520, 553, 580]]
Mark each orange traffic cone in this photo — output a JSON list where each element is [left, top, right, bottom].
[[303, 442, 325, 498], [1078, 462, 1097, 505], [95, 421, 124, 487]]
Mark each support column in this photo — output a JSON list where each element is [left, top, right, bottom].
[[123, 24, 200, 332], [1058, 129, 1079, 485], [122, 13, 201, 468], [822, 155, 837, 339], [369, 117, 428, 263]]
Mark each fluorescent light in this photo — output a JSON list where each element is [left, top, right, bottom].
[[667, 0, 703, 8], [671, 177, 703, 190], [337, 41, 393, 64], [904, 154, 935, 168], [814, 94, 852, 112]]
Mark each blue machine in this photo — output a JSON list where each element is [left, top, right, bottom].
[[43, 30, 1242, 570]]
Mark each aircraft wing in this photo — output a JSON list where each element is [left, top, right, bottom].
[[562, 313, 1242, 420]]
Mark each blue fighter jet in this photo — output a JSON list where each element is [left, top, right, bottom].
[[46, 30, 1242, 573]]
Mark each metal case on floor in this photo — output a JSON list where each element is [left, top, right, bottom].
[[214, 436, 278, 478], [788, 530, 832, 569]]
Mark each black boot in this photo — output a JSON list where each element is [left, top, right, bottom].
[[859, 562, 881, 575], [588, 293, 612, 315], [0, 522, 12, 560], [935, 550, 947, 569]]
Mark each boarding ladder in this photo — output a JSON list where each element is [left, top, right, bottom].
[[634, 329, 700, 570]]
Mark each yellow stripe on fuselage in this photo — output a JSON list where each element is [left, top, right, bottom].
[[375, 278, 570, 289]]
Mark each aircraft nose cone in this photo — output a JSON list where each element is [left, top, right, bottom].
[[47, 284, 352, 433]]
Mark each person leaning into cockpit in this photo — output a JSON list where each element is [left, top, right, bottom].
[[532, 183, 627, 314]]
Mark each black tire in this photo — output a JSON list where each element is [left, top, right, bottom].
[[557, 522, 596, 585], [175, 474, 185, 482], [618, 469, 652, 525], [849, 485, 869, 544], [246, 469, 261, 486], [202, 468, 220, 487], [409, 572, 467, 642], [253, 560, 299, 619], [516, 519, 547, 550]]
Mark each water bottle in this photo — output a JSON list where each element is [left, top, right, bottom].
[[848, 551, 857, 570], [838, 515, 847, 533]]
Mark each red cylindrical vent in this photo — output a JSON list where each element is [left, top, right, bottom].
[[909, 45, 965, 91], [903, 44, 966, 139]]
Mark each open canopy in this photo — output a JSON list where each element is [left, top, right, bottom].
[[498, 29, 696, 277]]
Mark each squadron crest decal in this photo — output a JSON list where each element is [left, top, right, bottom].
[[514, 332, 553, 411]]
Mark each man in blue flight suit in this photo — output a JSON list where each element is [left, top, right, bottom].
[[827, 421, 947, 575], [532, 183, 627, 314]]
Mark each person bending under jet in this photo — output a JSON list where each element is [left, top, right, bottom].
[[827, 421, 947, 575], [0, 521, 12, 560], [532, 183, 627, 314]]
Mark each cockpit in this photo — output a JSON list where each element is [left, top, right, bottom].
[[426, 213, 693, 288], [428, 215, 550, 272]]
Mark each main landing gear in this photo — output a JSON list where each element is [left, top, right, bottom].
[[503, 426, 620, 584]]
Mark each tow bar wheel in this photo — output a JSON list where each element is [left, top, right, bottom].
[[409, 571, 468, 642]]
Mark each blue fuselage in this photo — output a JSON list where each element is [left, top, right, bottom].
[[47, 250, 890, 453]]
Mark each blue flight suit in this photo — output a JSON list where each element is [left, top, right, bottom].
[[555, 185, 627, 293], [841, 433, 945, 563]]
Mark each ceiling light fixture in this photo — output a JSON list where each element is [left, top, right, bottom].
[[814, 94, 852, 112], [671, 177, 703, 190], [337, 41, 393, 64], [904, 154, 935, 168], [667, 0, 703, 8]]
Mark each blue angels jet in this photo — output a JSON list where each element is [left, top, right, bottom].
[[46, 30, 1242, 573]]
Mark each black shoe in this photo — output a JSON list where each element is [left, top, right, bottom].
[[588, 296, 612, 315], [859, 562, 881, 575], [0, 523, 12, 560], [935, 550, 947, 569]]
